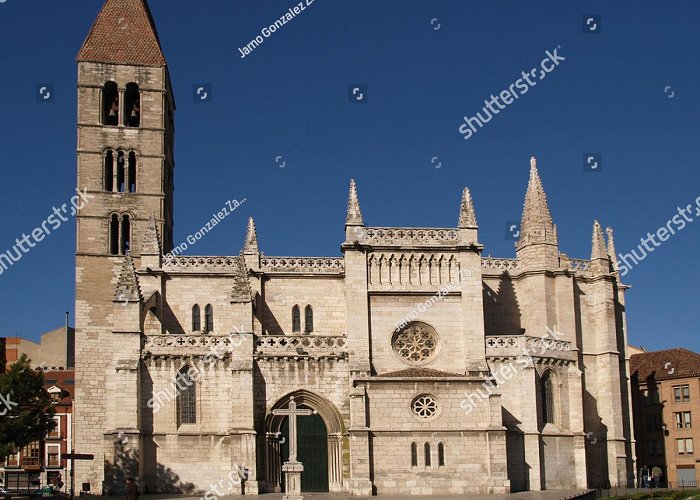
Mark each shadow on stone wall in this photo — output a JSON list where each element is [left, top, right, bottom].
[[104, 440, 196, 495], [483, 273, 522, 335]]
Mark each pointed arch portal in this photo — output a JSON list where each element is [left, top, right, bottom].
[[265, 390, 344, 493]]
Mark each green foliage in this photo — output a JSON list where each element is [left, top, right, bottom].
[[0, 355, 56, 457]]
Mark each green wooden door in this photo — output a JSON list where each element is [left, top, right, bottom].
[[280, 412, 329, 492]]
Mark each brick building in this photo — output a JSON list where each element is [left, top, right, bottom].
[[631, 348, 700, 487], [73, 0, 636, 495], [1, 370, 74, 492]]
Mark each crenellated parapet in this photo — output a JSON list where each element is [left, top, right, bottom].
[[162, 255, 240, 273], [260, 256, 344, 274], [362, 227, 458, 246]]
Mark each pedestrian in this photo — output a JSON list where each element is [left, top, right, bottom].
[[641, 465, 649, 488], [125, 477, 140, 500], [651, 465, 662, 488]]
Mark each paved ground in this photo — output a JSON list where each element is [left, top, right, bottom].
[[85, 490, 588, 500]]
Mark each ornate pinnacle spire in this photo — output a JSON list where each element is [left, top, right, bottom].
[[142, 213, 161, 255], [346, 179, 364, 226], [517, 156, 557, 249], [114, 255, 142, 303], [231, 257, 254, 303], [591, 220, 608, 261], [606, 226, 618, 271], [458, 187, 478, 228], [242, 217, 259, 254]]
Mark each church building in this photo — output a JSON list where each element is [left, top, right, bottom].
[[73, 0, 636, 495]]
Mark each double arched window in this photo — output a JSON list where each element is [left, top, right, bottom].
[[109, 213, 130, 255], [176, 367, 196, 426], [192, 304, 213, 332], [101, 81, 140, 127], [104, 149, 136, 193], [291, 304, 313, 333]]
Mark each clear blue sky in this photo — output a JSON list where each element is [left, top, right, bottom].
[[0, 0, 698, 351]]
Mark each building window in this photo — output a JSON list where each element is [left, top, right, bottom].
[[102, 81, 119, 125], [121, 215, 130, 254], [116, 151, 125, 192], [674, 385, 691, 403], [192, 305, 201, 332], [647, 414, 663, 431], [438, 442, 445, 466], [46, 447, 60, 468], [542, 371, 555, 425], [124, 82, 140, 127], [675, 411, 692, 429], [176, 367, 196, 426], [104, 150, 114, 191], [21, 442, 40, 467], [48, 416, 60, 438], [304, 305, 313, 333], [677, 438, 694, 455], [647, 439, 664, 457], [128, 152, 137, 192], [410, 442, 417, 467], [411, 394, 438, 420], [392, 322, 440, 366], [109, 214, 131, 255], [424, 442, 431, 467], [292, 305, 301, 333], [646, 388, 660, 405], [204, 304, 213, 332]]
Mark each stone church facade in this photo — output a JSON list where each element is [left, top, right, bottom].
[[73, 0, 636, 495]]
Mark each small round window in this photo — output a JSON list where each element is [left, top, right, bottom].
[[392, 322, 439, 366], [411, 394, 439, 420]]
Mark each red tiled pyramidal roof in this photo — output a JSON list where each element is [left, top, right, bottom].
[[77, 0, 166, 66], [630, 348, 700, 382]]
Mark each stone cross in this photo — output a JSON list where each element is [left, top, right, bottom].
[[273, 396, 313, 461]]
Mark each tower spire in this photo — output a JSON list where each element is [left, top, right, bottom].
[[78, 0, 166, 66], [606, 226, 618, 272], [590, 220, 609, 274], [114, 255, 142, 303], [515, 157, 559, 268], [458, 188, 478, 228], [345, 179, 364, 226], [242, 217, 259, 254], [142, 213, 161, 255]]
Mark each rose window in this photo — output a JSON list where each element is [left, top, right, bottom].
[[411, 394, 438, 419], [392, 323, 439, 365]]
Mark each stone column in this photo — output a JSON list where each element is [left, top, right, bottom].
[[348, 386, 372, 496]]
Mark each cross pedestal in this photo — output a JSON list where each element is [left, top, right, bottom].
[[272, 396, 313, 500]]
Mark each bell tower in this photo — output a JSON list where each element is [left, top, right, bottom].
[[74, 0, 174, 492]]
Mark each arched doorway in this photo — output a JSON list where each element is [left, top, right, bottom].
[[265, 390, 344, 493], [280, 410, 329, 491]]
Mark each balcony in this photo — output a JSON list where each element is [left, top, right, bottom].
[[254, 335, 347, 359]]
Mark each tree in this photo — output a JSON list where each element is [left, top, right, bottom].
[[0, 355, 55, 458]]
